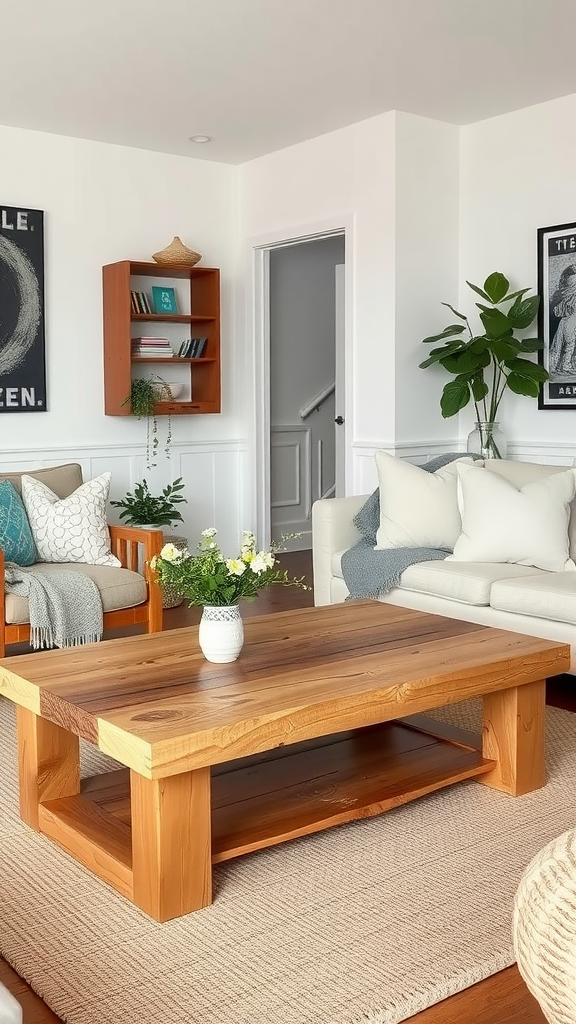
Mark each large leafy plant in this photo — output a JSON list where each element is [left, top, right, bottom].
[[419, 273, 549, 420]]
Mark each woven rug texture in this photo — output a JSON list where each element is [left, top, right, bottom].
[[1, 696, 575, 1024]]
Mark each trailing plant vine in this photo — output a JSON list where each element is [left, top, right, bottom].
[[122, 377, 173, 469]]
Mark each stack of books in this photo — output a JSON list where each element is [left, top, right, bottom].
[[131, 337, 174, 358], [177, 337, 208, 358], [131, 291, 152, 314]]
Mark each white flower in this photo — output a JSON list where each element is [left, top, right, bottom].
[[159, 542, 188, 563], [250, 553, 269, 575], [242, 530, 256, 549], [202, 527, 217, 539], [226, 558, 246, 576], [260, 551, 275, 569]]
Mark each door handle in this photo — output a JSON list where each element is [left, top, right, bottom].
[[334, 416, 344, 425]]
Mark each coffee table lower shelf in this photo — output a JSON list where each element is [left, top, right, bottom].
[[33, 717, 494, 919]]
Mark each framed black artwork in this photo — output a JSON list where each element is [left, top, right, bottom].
[[0, 205, 46, 412], [537, 220, 576, 409]]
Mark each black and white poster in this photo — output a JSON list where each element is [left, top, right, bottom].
[[538, 220, 576, 409], [0, 205, 46, 412]]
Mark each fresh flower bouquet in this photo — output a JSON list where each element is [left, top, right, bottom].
[[150, 528, 309, 607]]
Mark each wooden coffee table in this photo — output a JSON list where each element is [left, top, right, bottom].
[[0, 601, 569, 921]]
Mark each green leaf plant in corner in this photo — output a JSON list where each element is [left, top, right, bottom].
[[419, 272, 550, 425]]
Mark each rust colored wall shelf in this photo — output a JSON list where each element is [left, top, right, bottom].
[[103, 260, 221, 416]]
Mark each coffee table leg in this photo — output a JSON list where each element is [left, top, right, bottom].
[[131, 767, 212, 922], [479, 679, 546, 796], [15, 706, 80, 830]]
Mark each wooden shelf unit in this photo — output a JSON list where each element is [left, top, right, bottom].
[[103, 260, 221, 416]]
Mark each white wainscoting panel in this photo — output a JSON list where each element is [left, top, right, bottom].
[[351, 437, 576, 494], [0, 440, 246, 557], [270, 426, 312, 548], [351, 438, 462, 494]]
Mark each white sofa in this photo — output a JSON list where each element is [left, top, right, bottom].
[[312, 458, 576, 673]]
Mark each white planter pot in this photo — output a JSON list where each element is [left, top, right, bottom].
[[198, 605, 244, 663]]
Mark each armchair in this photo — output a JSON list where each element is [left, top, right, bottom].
[[0, 463, 163, 657]]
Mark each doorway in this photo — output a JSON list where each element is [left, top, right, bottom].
[[268, 234, 345, 549]]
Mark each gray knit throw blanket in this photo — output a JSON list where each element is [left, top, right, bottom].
[[4, 563, 103, 649], [341, 452, 481, 601]]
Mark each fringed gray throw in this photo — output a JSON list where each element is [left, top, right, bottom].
[[4, 562, 103, 649]]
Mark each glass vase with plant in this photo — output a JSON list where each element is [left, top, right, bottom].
[[110, 478, 186, 528], [419, 272, 549, 457]]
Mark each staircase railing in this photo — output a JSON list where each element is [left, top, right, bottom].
[[299, 382, 335, 421]]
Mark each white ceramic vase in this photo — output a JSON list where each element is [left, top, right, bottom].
[[198, 604, 244, 663]]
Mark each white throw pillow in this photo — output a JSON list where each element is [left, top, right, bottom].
[[374, 452, 474, 551], [21, 472, 121, 567], [449, 462, 576, 572]]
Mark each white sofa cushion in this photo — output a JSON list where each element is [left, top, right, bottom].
[[398, 560, 547, 606], [374, 452, 473, 551], [449, 463, 576, 572], [490, 572, 576, 626], [21, 472, 121, 567], [483, 458, 576, 561]]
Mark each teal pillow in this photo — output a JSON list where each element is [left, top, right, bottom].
[[0, 479, 37, 566]]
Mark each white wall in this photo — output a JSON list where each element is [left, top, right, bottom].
[[239, 110, 464, 502], [239, 111, 398, 496], [394, 113, 460, 446], [460, 93, 576, 456], [0, 123, 246, 553]]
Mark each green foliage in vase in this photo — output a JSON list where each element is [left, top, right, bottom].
[[419, 272, 550, 420], [110, 477, 186, 528], [150, 528, 309, 607]]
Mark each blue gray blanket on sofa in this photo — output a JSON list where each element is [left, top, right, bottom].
[[341, 453, 479, 600]]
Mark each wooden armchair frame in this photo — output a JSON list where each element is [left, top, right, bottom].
[[0, 525, 164, 658]]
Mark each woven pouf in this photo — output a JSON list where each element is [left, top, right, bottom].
[[513, 828, 576, 1024], [160, 534, 187, 609]]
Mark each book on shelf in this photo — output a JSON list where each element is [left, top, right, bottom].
[[190, 337, 208, 358], [132, 349, 174, 358], [132, 342, 170, 350], [130, 291, 152, 314], [131, 337, 174, 357], [173, 337, 209, 358]]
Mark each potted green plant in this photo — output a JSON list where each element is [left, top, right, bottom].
[[110, 478, 186, 529], [150, 528, 309, 662], [419, 272, 550, 457], [122, 378, 173, 470]]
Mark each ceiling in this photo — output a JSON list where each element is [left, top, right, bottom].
[[2, 0, 576, 165]]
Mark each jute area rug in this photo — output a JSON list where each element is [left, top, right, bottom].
[[1, 696, 575, 1024]]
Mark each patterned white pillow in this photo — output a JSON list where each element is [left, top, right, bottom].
[[21, 472, 121, 566]]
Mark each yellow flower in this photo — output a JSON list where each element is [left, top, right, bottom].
[[226, 558, 246, 576], [250, 553, 269, 574], [159, 542, 188, 563]]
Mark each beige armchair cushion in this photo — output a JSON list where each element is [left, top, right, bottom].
[[5, 562, 147, 625], [0, 463, 83, 499]]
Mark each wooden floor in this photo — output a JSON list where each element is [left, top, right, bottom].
[[2, 547, 571, 1023]]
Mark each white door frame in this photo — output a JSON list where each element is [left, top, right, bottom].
[[249, 215, 354, 547]]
